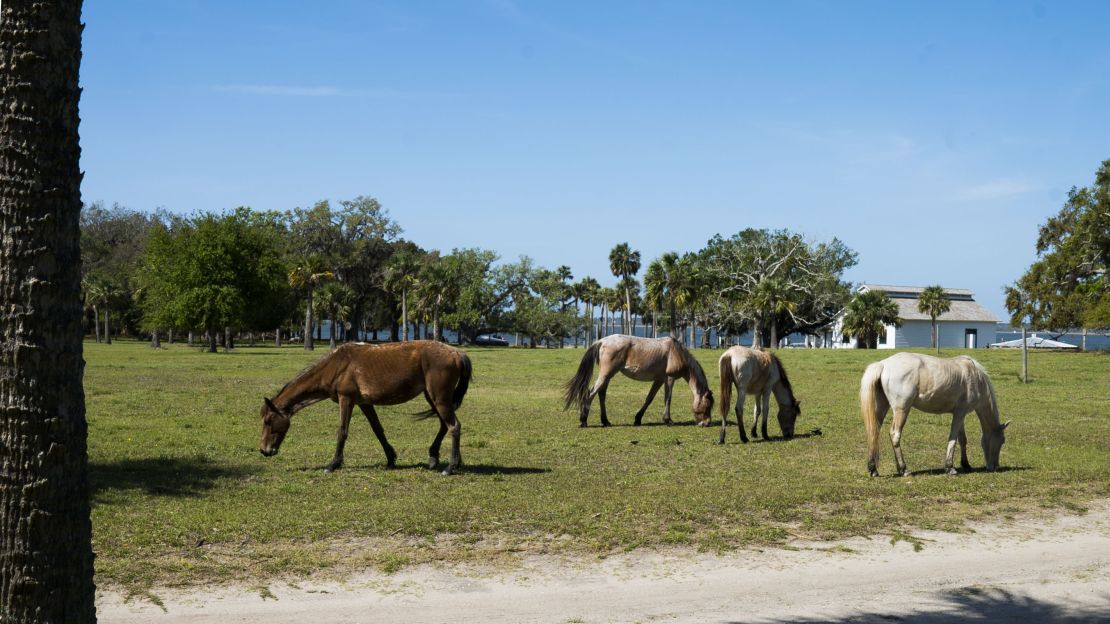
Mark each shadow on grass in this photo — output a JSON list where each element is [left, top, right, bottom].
[[905, 465, 1032, 477], [297, 462, 550, 475], [90, 456, 258, 501], [608, 420, 704, 428], [740, 586, 1110, 623]]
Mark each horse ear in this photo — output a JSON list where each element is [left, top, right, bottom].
[[1001, 420, 1011, 430]]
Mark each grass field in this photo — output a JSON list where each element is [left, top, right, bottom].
[[86, 340, 1110, 592]]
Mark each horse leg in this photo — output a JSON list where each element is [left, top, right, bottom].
[[944, 411, 968, 475], [326, 396, 354, 473], [725, 388, 749, 444], [750, 395, 760, 440], [867, 387, 891, 477], [760, 390, 771, 440], [359, 404, 396, 468], [634, 380, 663, 426], [423, 393, 446, 469], [584, 374, 613, 427], [662, 378, 674, 425], [435, 400, 462, 476], [889, 406, 912, 477], [958, 423, 972, 472]]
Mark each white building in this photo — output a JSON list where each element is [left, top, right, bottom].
[[832, 284, 999, 349]]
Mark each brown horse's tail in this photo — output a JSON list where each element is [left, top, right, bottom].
[[563, 341, 600, 412], [860, 361, 885, 473], [718, 351, 734, 422], [453, 352, 472, 409]]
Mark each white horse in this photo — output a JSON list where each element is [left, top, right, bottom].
[[717, 346, 801, 444], [861, 352, 1008, 477]]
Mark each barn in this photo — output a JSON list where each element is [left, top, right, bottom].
[[832, 284, 999, 349]]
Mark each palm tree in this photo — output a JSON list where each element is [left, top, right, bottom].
[[0, 1, 96, 617], [577, 276, 600, 343], [288, 266, 334, 351], [384, 252, 420, 341], [645, 252, 682, 338], [609, 242, 642, 334], [414, 253, 449, 342], [917, 285, 951, 353], [750, 276, 796, 348], [842, 290, 902, 349], [82, 278, 104, 343], [317, 281, 354, 350]]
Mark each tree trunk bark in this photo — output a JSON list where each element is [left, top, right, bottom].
[[303, 291, 314, 351], [401, 288, 408, 342], [167, 328, 174, 344], [224, 326, 232, 352], [188, 330, 194, 346], [151, 328, 160, 349], [329, 314, 337, 351], [104, 308, 111, 344], [92, 305, 100, 343], [0, 0, 97, 618], [275, 327, 281, 347], [207, 330, 217, 353]]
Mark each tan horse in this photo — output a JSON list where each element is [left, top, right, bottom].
[[717, 346, 801, 444], [563, 335, 713, 427], [259, 341, 472, 475], [861, 352, 1008, 477]]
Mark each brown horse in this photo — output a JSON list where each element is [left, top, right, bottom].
[[563, 335, 714, 427], [258, 341, 472, 475], [717, 346, 801, 444]]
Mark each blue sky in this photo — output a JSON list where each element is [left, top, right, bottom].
[[79, 1, 1110, 318]]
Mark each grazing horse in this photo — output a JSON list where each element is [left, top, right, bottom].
[[717, 346, 801, 444], [861, 352, 1008, 477], [258, 341, 472, 475], [563, 335, 714, 427]]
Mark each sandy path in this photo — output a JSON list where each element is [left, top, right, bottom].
[[99, 502, 1110, 623]]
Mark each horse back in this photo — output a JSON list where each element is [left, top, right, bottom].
[[721, 346, 773, 393], [881, 352, 986, 413], [335, 341, 461, 406]]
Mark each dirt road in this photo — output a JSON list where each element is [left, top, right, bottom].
[[98, 502, 1110, 623]]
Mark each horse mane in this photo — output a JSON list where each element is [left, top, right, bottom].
[[965, 357, 1002, 426], [769, 353, 796, 401], [275, 346, 348, 402], [671, 339, 711, 397]]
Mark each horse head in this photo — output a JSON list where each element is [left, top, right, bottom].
[[693, 390, 714, 426], [777, 399, 801, 440], [259, 397, 291, 457], [982, 420, 1009, 471]]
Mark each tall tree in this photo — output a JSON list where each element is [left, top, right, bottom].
[[644, 252, 682, 338], [1005, 160, 1110, 331], [384, 251, 420, 341], [608, 242, 641, 334], [0, 0, 97, 619], [576, 276, 600, 343], [316, 281, 354, 350], [917, 285, 951, 352], [841, 290, 902, 349], [702, 229, 857, 347]]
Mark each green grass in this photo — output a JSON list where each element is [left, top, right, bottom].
[[86, 340, 1110, 591]]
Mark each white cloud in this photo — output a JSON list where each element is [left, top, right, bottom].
[[954, 178, 1042, 201]]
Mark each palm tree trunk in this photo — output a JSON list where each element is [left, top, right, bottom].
[[401, 288, 408, 341], [329, 313, 337, 350], [92, 305, 100, 343], [0, 1, 97, 616], [151, 328, 160, 349], [104, 309, 111, 344], [207, 330, 217, 353], [770, 317, 778, 350], [303, 291, 314, 351], [275, 327, 282, 347], [224, 326, 232, 353]]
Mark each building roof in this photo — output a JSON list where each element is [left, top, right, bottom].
[[858, 284, 999, 323]]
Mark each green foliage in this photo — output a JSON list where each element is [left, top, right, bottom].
[[917, 285, 951, 350], [1006, 159, 1110, 330], [138, 209, 291, 335], [701, 229, 857, 346], [841, 289, 902, 348], [87, 342, 1110, 590]]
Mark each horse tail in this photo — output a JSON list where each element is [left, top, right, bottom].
[[860, 361, 886, 472], [563, 341, 601, 412], [718, 351, 734, 422], [453, 351, 472, 410]]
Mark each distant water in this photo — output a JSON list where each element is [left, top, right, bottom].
[[994, 331, 1110, 351]]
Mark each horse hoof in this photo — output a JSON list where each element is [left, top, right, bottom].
[[601, 421, 611, 428], [579, 422, 588, 428], [427, 458, 439, 470], [946, 468, 958, 476]]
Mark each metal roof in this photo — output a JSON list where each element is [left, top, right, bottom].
[[857, 284, 999, 322], [989, 335, 1078, 349]]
